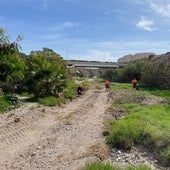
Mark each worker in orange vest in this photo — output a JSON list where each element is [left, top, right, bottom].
[[131, 78, 138, 89], [104, 80, 110, 92]]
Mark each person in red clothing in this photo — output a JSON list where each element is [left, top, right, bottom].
[[104, 80, 110, 92], [131, 78, 138, 89]]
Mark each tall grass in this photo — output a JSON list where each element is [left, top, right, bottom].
[[106, 104, 170, 150], [141, 87, 170, 100], [83, 161, 151, 170], [83, 161, 118, 170], [111, 83, 132, 90]]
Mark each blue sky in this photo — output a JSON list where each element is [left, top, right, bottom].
[[1, 0, 170, 62]]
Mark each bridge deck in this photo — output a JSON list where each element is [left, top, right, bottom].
[[67, 60, 118, 68]]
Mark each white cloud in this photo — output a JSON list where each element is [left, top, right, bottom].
[[104, 9, 128, 15], [62, 22, 80, 28], [136, 16, 157, 31], [21, 35, 170, 61], [47, 22, 80, 32], [70, 49, 113, 62], [37, 33, 64, 40], [62, 39, 170, 60], [126, 0, 146, 5], [150, 3, 170, 18]]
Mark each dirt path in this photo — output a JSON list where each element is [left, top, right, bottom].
[[0, 85, 110, 170]]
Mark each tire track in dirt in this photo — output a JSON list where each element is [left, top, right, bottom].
[[0, 86, 111, 170]]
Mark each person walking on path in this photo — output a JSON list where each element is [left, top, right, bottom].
[[104, 80, 110, 92]]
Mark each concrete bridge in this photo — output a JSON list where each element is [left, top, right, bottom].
[[66, 60, 118, 77], [67, 60, 118, 68]]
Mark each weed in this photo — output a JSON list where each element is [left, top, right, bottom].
[[113, 89, 147, 105], [83, 161, 118, 170], [111, 83, 132, 90], [106, 118, 145, 149], [83, 161, 151, 170], [141, 87, 170, 100], [0, 95, 20, 112], [161, 146, 170, 166]]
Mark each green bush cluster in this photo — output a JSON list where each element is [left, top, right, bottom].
[[24, 48, 68, 98], [106, 118, 145, 149], [0, 96, 11, 112], [0, 95, 20, 112], [103, 59, 170, 90], [0, 28, 79, 109]]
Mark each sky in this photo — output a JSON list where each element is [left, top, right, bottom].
[[1, 0, 170, 62]]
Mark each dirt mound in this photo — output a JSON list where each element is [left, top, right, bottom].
[[0, 85, 167, 170], [0, 86, 110, 170]]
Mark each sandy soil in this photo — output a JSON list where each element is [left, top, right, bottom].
[[0, 85, 110, 170], [0, 84, 167, 170]]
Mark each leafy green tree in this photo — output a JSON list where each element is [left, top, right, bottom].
[[102, 69, 119, 82], [0, 28, 25, 93], [24, 48, 68, 97], [141, 60, 170, 89], [118, 60, 146, 82], [103, 60, 146, 83]]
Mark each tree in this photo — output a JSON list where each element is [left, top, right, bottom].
[[0, 28, 25, 93], [141, 60, 170, 89], [102, 69, 119, 82], [117, 60, 147, 83], [24, 48, 68, 97]]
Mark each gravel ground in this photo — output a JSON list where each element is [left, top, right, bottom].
[[0, 85, 167, 170]]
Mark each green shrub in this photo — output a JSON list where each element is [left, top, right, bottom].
[[63, 80, 77, 100], [63, 90, 75, 100], [160, 146, 170, 166], [141, 61, 170, 90], [24, 48, 68, 98], [161, 146, 170, 159], [0, 96, 11, 112], [0, 95, 20, 112], [106, 118, 145, 149]]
